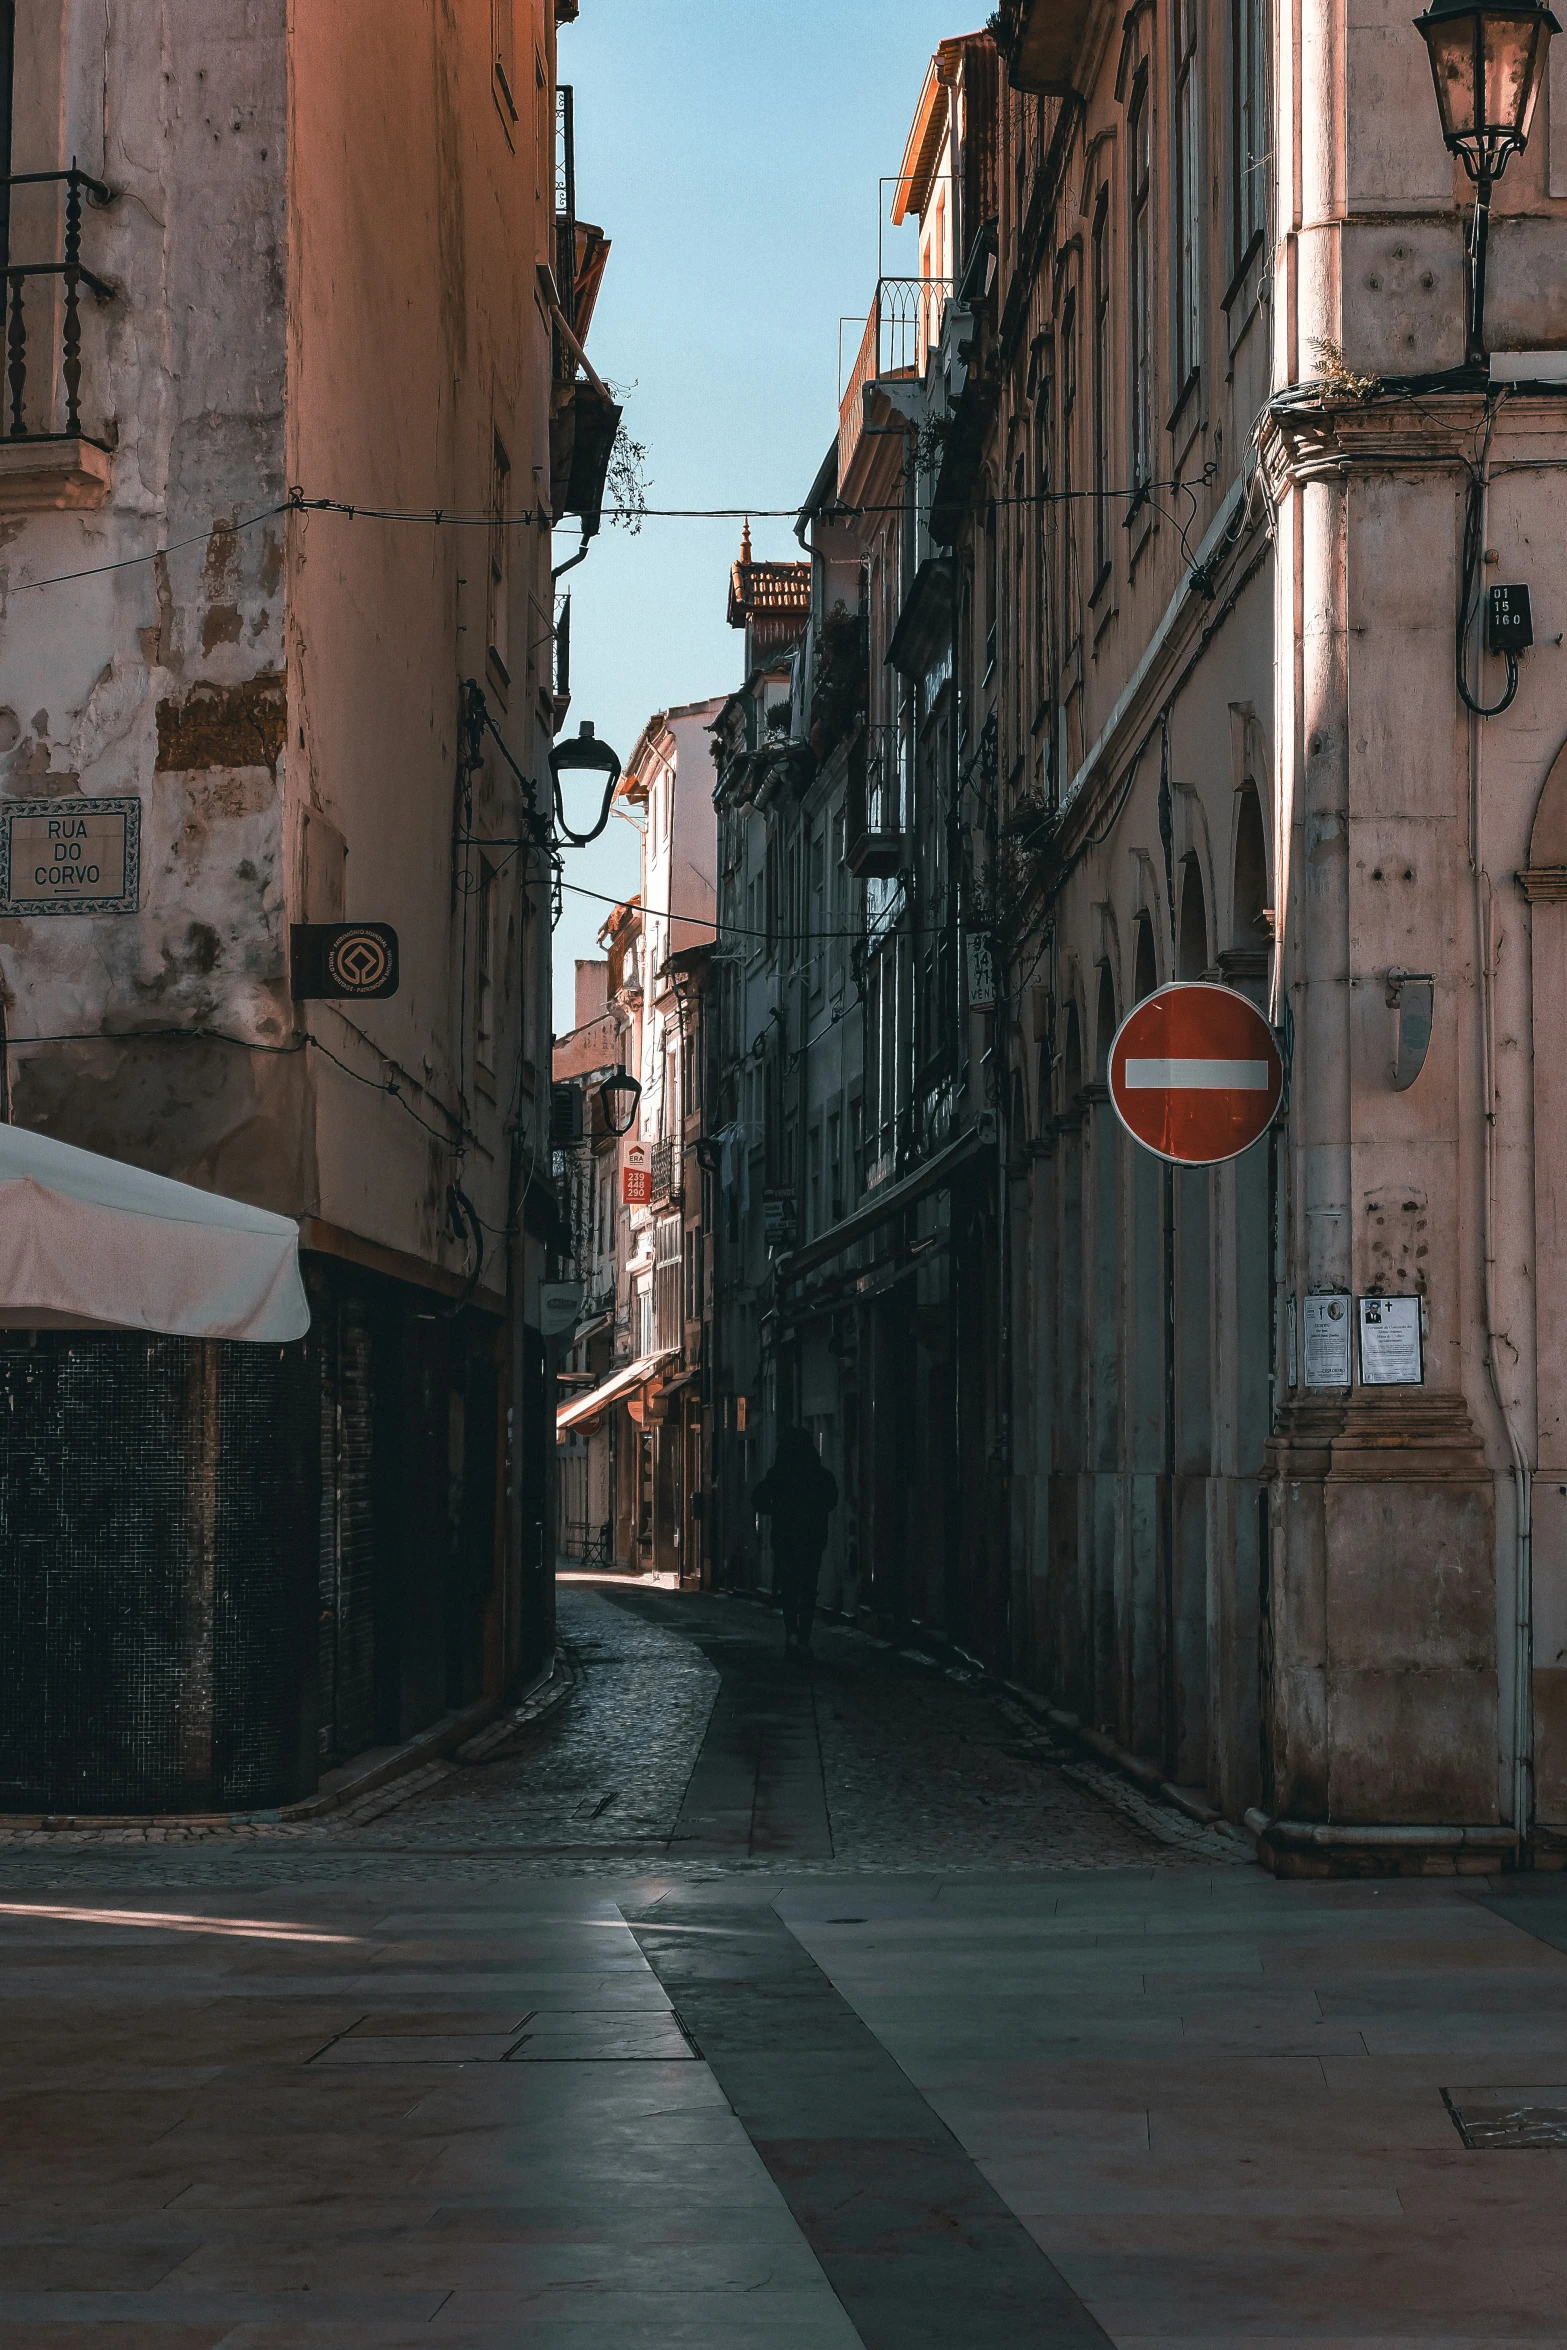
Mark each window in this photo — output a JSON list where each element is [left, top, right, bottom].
[[475, 858, 498, 1069], [1033, 396, 1052, 746], [491, 0, 518, 124], [488, 431, 512, 691], [1232, 0, 1267, 272], [1059, 287, 1077, 651], [1128, 73, 1153, 492], [1091, 192, 1111, 586], [808, 1124, 822, 1236], [1174, 0, 1202, 391], [984, 500, 1000, 681], [828, 1111, 843, 1222], [1011, 455, 1026, 752]]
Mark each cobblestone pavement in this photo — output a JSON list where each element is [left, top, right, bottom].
[[0, 1583, 1242, 1890]]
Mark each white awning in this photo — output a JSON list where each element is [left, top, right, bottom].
[[556, 1346, 677, 1436], [0, 1122, 311, 1342]]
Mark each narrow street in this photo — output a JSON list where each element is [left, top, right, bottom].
[[7, 1587, 1567, 2344]]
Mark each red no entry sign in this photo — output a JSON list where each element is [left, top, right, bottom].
[[1108, 982, 1283, 1165]]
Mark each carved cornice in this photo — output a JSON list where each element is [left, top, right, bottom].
[[1258, 391, 1485, 497]]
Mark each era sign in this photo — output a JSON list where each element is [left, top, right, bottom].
[[1108, 982, 1283, 1166], [622, 1143, 651, 1206]]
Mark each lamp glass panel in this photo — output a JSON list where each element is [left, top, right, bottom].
[[1517, 14, 1550, 135], [1424, 11, 1479, 143], [1480, 9, 1540, 133]]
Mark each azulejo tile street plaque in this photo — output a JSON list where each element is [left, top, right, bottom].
[[0, 796, 141, 915]]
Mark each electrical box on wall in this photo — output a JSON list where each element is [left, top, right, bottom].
[[1488, 584, 1533, 655]]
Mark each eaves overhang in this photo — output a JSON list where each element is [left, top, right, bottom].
[[999, 0, 1094, 94]]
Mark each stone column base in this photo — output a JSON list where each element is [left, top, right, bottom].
[[1262, 1391, 1499, 1827]]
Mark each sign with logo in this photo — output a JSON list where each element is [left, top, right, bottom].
[[290, 922, 399, 1000], [1108, 982, 1283, 1166], [539, 1281, 585, 1338], [0, 796, 140, 915], [763, 1189, 797, 1250], [623, 1142, 651, 1206]]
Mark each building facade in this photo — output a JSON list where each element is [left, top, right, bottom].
[[700, 5, 1567, 1861], [710, 44, 1008, 1661], [555, 698, 724, 1583], [0, 0, 614, 1812]]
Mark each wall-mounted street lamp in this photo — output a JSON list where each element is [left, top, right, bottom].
[[597, 1067, 642, 1137], [550, 721, 623, 848], [1414, 0, 1558, 364]]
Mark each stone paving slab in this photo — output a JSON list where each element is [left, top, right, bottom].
[[10, 1587, 1567, 2342]]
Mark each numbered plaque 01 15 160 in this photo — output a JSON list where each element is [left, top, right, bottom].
[[0, 796, 141, 915]]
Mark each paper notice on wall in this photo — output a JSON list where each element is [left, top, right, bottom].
[[1302, 1293, 1351, 1388], [1358, 1294, 1423, 1387]]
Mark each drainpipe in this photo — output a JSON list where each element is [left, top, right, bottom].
[[1469, 436, 1534, 1853]]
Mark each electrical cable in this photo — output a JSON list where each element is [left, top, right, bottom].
[[4, 1020, 473, 1150], [5, 471, 1238, 595], [1456, 402, 1518, 718]]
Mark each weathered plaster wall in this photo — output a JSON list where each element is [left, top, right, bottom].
[[286, 0, 559, 1274], [0, 0, 294, 1201]]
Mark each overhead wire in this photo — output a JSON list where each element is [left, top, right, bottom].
[[6, 470, 1230, 595]]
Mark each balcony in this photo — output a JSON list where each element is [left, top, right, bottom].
[[837, 275, 950, 486], [650, 1137, 682, 1207], [0, 166, 115, 512], [845, 733, 903, 879]]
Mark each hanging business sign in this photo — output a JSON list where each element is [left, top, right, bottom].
[[291, 922, 399, 1000], [0, 796, 140, 915], [965, 929, 996, 1010], [622, 1143, 651, 1207], [1108, 982, 1283, 1166]]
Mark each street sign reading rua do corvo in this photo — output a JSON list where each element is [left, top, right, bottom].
[[1108, 981, 1283, 1165]]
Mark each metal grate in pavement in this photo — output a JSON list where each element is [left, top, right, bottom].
[[1444, 2087, 1567, 2147]]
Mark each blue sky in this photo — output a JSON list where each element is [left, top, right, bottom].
[[549, 0, 977, 1018]]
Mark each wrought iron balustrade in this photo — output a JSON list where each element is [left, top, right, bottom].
[[650, 1137, 681, 1205], [837, 274, 951, 482], [3, 164, 114, 444], [845, 730, 904, 879]]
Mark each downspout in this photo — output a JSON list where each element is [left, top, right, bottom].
[[1469, 431, 1534, 1853]]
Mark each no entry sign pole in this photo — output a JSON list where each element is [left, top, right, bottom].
[[1107, 982, 1283, 1166]]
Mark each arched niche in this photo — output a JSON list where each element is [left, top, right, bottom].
[[1177, 853, 1209, 981], [1133, 911, 1159, 1001], [1223, 780, 1272, 1000], [1094, 962, 1118, 1079]]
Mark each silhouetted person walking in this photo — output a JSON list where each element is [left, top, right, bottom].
[[752, 1426, 838, 1655]]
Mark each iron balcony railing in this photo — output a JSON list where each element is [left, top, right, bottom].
[[837, 274, 950, 484], [3, 164, 114, 445], [650, 1137, 680, 1205], [845, 730, 903, 879]]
